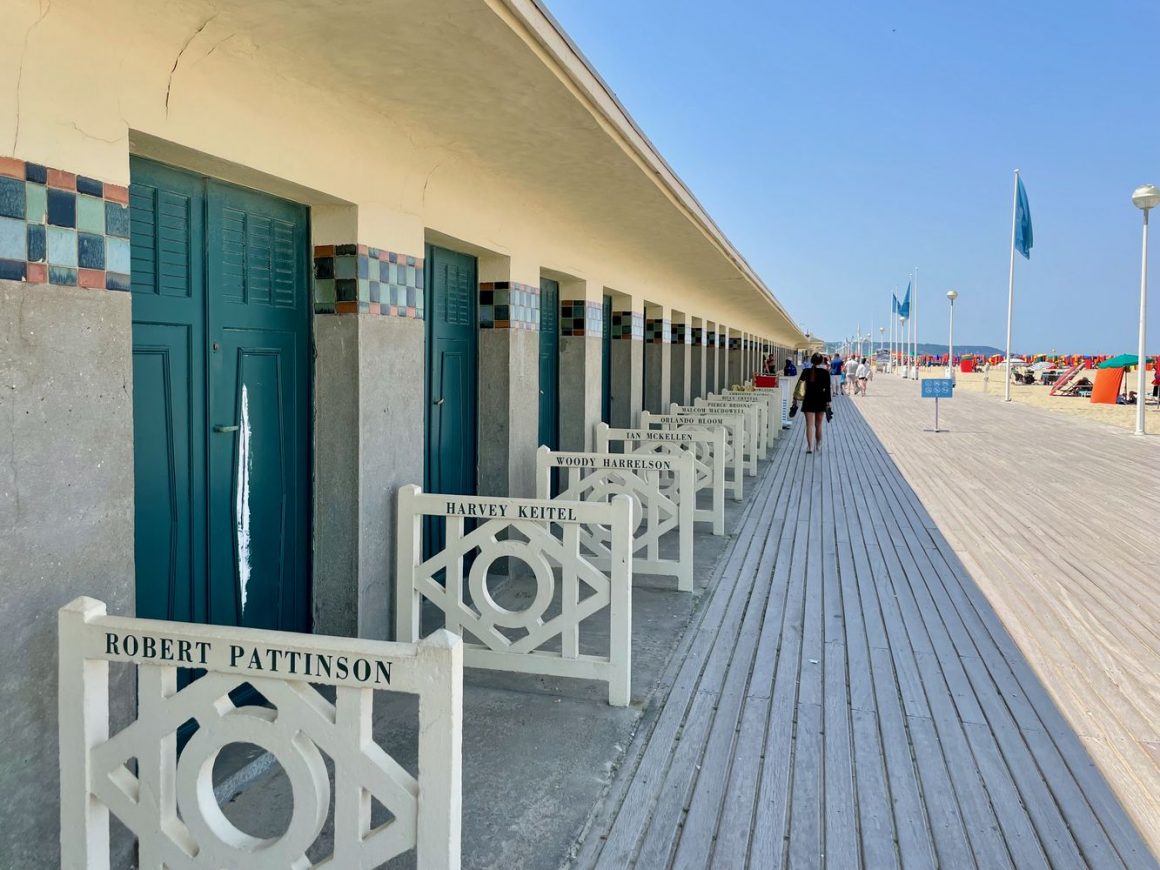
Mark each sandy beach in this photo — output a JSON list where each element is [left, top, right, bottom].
[[892, 367, 1160, 432]]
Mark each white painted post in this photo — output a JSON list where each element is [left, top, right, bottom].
[[396, 484, 422, 643], [415, 630, 463, 870], [607, 494, 633, 707], [59, 597, 111, 870]]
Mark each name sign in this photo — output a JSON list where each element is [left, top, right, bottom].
[[654, 414, 737, 425], [544, 452, 676, 471], [405, 489, 616, 526], [81, 615, 415, 691], [921, 378, 954, 399], [610, 429, 696, 442]]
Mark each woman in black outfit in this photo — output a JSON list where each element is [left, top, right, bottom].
[[795, 352, 832, 453]]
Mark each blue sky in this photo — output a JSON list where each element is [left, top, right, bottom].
[[543, 0, 1160, 354]]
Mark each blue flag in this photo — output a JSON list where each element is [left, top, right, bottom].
[[892, 293, 899, 314], [897, 283, 911, 319], [1015, 175, 1033, 259]]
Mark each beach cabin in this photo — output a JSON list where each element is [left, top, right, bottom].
[[0, 0, 807, 862]]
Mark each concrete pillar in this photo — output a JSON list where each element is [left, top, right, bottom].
[[558, 281, 603, 452], [709, 324, 722, 392], [720, 331, 728, 390], [729, 329, 743, 386], [609, 294, 643, 427], [703, 322, 715, 394], [477, 259, 540, 499], [1, 278, 136, 866], [670, 312, 691, 406], [688, 319, 704, 401], [314, 310, 424, 641], [643, 303, 671, 414]]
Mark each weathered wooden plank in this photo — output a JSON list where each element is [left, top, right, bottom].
[[788, 701, 824, 868], [577, 379, 1156, 870], [846, 392, 1147, 867]]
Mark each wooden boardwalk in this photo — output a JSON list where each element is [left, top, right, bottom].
[[857, 373, 1160, 858], [570, 382, 1156, 869]]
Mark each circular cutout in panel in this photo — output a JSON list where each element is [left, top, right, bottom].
[[468, 540, 555, 629], [176, 706, 329, 864], [580, 479, 644, 545]]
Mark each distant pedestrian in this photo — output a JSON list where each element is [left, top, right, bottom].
[[792, 353, 832, 453], [844, 355, 858, 395], [830, 353, 844, 395], [857, 358, 869, 395]]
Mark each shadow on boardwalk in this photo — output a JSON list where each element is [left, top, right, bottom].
[[570, 394, 1156, 870]]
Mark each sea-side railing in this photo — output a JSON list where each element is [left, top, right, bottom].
[[535, 446, 695, 593], [594, 422, 725, 536], [59, 596, 462, 870], [396, 486, 633, 706]]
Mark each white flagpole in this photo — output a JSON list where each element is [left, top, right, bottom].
[[1005, 169, 1020, 401], [914, 266, 920, 381], [907, 272, 914, 377]]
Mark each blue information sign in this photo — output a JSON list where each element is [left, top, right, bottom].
[[921, 378, 954, 399]]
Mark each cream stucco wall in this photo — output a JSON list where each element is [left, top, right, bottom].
[[0, 0, 803, 345]]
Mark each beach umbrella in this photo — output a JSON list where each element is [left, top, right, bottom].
[[1096, 353, 1151, 369]]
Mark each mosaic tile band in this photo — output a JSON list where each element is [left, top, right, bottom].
[[0, 157, 130, 290], [561, 299, 604, 337], [671, 323, 686, 344], [314, 244, 424, 318], [611, 311, 644, 341], [480, 281, 539, 330], [645, 318, 671, 344]]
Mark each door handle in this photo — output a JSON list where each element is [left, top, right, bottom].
[[434, 398, 445, 407], [213, 424, 240, 433]]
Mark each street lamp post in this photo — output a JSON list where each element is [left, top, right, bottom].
[[946, 290, 959, 381], [1132, 184, 1160, 435]]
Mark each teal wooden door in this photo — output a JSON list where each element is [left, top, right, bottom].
[[425, 245, 477, 499], [601, 295, 613, 424], [130, 159, 311, 633], [538, 278, 559, 450]]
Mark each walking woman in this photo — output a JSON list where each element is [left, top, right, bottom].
[[792, 352, 832, 453]]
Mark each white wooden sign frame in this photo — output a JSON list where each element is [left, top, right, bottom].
[[727, 388, 781, 440], [535, 447, 695, 593], [397, 486, 633, 707], [652, 410, 746, 499], [702, 395, 769, 458], [535, 450, 691, 593], [59, 597, 462, 870], [594, 422, 725, 536], [679, 402, 760, 475], [779, 378, 798, 426]]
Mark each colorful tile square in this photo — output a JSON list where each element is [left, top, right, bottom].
[[0, 216, 26, 260], [48, 265, 77, 285], [25, 183, 46, 224], [76, 195, 104, 234], [46, 226, 77, 266], [0, 177, 25, 219], [26, 223, 45, 262], [76, 176, 103, 197], [78, 232, 105, 269], [46, 188, 75, 227], [0, 258, 26, 281], [105, 236, 130, 273]]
